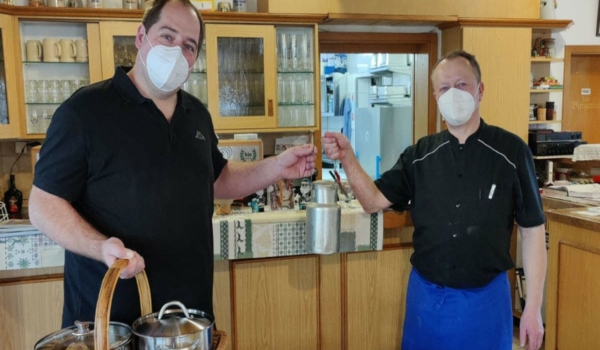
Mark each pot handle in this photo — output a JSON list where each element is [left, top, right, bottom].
[[94, 258, 153, 350], [158, 300, 191, 320]]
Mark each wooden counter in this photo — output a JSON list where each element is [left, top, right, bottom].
[[0, 210, 414, 350], [545, 207, 600, 350]]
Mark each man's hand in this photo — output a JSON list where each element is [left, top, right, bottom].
[[519, 307, 544, 350], [275, 143, 317, 179], [101, 237, 145, 279], [322, 132, 352, 161]]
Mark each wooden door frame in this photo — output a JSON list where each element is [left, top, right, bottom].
[[563, 45, 600, 137], [318, 31, 438, 138]]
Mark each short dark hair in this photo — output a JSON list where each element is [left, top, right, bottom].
[[142, 0, 204, 54], [431, 50, 482, 83]]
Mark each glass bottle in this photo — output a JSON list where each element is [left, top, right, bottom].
[[4, 175, 23, 219]]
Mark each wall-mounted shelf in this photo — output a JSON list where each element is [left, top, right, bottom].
[[533, 155, 573, 160], [531, 57, 564, 63], [529, 120, 562, 125], [530, 89, 563, 93]]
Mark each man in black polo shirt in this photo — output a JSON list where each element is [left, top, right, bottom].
[[323, 50, 546, 350], [28, 0, 316, 328]]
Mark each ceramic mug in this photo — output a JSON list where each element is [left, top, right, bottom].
[[59, 39, 77, 62], [75, 39, 88, 62], [42, 38, 61, 62], [26, 40, 43, 62]]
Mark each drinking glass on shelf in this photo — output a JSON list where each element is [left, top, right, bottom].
[[60, 80, 73, 101], [277, 32, 288, 72], [289, 33, 297, 72], [28, 109, 40, 134], [25, 80, 39, 103], [41, 108, 53, 133], [49, 80, 61, 103], [38, 80, 50, 103]]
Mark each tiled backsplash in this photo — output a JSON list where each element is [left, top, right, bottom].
[[0, 141, 38, 213]]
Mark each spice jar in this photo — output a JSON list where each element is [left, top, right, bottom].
[[546, 101, 555, 120], [29, 0, 44, 6], [537, 106, 547, 121]]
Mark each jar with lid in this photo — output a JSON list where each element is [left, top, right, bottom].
[[545, 101, 555, 120], [537, 105, 547, 121]]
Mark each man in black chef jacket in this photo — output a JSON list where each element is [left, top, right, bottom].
[[323, 50, 546, 350], [28, 0, 316, 327]]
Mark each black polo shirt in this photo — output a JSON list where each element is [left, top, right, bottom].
[[34, 67, 227, 326], [375, 120, 544, 289]]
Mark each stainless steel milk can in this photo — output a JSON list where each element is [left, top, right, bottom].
[[306, 180, 341, 254]]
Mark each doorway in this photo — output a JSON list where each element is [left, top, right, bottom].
[[318, 32, 437, 180], [563, 46, 600, 144]]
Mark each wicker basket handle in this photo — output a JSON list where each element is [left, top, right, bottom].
[[94, 258, 152, 350]]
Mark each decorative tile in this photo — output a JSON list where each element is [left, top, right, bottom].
[[274, 221, 307, 256], [219, 220, 229, 260]]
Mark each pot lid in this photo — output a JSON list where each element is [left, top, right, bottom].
[[134, 301, 213, 338], [34, 321, 132, 350]]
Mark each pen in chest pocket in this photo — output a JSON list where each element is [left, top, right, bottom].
[[488, 184, 496, 199]]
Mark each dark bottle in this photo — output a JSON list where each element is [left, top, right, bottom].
[[4, 175, 23, 219]]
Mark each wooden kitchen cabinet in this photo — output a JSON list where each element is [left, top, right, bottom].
[[15, 20, 102, 138], [0, 14, 24, 139], [205, 23, 318, 132]]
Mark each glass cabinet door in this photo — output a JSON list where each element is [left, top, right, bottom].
[[99, 22, 139, 80], [0, 15, 22, 139], [206, 24, 277, 130], [276, 26, 316, 128]]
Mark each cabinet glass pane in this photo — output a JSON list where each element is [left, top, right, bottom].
[[113, 36, 137, 68], [0, 29, 8, 125], [276, 27, 315, 127], [182, 43, 208, 106], [217, 37, 265, 117]]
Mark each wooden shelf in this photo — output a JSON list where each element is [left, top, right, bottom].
[[438, 18, 573, 30], [531, 57, 564, 63], [530, 89, 562, 93], [532, 155, 573, 160], [529, 120, 562, 124]]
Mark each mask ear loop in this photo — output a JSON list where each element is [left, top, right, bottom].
[[473, 83, 482, 109]]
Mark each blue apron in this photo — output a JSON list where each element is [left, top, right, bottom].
[[401, 268, 512, 350]]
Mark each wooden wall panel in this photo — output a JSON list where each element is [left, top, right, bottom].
[[232, 257, 319, 350], [545, 220, 600, 350], [258, 0, 538, 19], [556, 243, 600, 350], [213, 259, 233, 350], [319, 254, 343, 350], [563, 48, 600, 144], [0, 280, 63, 350], [345, 248, 413, 350], [462, 27, 531, 140]]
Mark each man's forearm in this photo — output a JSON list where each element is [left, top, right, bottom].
[[340, 152, 390, 213], [29, 186, 107, 261], [214, 157, 281, 199], [520, 224, 547, 311]]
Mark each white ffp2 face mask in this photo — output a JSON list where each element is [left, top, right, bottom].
[[437, 85, 480, 126], [142, 35, 191, 92]]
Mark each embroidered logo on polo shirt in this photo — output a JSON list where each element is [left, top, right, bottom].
[[195, 131, 205, 140]]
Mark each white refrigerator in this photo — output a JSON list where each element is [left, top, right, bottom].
[[354, 106, 412, 179]]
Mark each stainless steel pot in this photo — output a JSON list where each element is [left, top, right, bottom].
[[34, 320, 133, 350], [132, 301, 214, 350]]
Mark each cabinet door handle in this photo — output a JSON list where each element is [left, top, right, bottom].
[[268, 99, 274, 117]]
